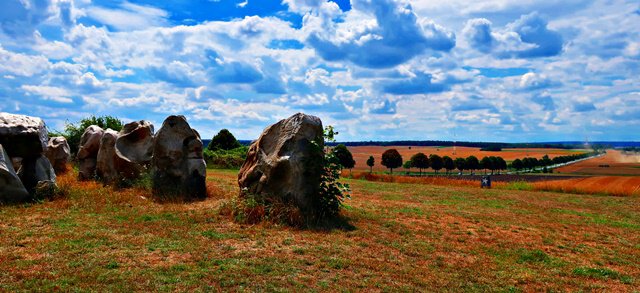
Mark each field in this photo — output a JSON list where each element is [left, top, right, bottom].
[[556, 150, 640, 176], [1, 169, 639, 291], [348, 146, 586, 172]]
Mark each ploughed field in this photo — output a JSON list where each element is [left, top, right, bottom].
[[556, 150, 640, 176], [349, 146, 587, 172], [1, 169, 639, 291]]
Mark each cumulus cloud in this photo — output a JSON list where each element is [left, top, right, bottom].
[[380, 72, 447, 95], [519, 72, 559, 90], [305, 0, 455, 68], [0, 0, 76, 38], [86, 2, 169, 31], [464, 12, 564, 59]]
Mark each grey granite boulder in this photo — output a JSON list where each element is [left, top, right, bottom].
[[152, 115, 206, 198], [0, 144, 29, 202], [77, 125, 104, 180], [114, 120, 154, 179], [96, 129, 119, 185], [45, 136, 71, 173], [238, 113, 324, 214], [0, 113, 48, 158]]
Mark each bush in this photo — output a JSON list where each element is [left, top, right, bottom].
[[203, 146, 249, 169], [207, 129, 242, 151], [53, 115, 124, 156]]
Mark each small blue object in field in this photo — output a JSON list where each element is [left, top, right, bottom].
[[481, 176, 491, 188]]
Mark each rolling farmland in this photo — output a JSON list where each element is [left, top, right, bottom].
[[348, 146, 587, 172]]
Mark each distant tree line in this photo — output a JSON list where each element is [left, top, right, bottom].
[[326, 140, 584, 149], [509, 151, 601, 173]]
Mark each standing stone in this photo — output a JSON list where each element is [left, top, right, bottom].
[[17, 155, 57, 195], [45, 136, 71, 173], [96, 129, 119, 184], [114, 120, 154, 179], [0, 144, 29, 202], [0, 113, 48, 158], [152, 115, 206, 198], [77, 125, 104, 180], [238, 113, 324, 214]]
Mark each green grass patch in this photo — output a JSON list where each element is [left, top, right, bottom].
[[503, 181, 533, 191], [573, 267, 633, 283]]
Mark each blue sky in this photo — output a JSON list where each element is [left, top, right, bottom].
[[0, 0, 638, 142]]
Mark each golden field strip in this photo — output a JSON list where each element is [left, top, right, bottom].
[[1, 168, 639, 291], [348, 146, 587, 172]]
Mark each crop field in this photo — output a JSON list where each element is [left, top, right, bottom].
[[1, 168, 639, 291], [555, 150, 640, 176], [348, 146, 587, 172]]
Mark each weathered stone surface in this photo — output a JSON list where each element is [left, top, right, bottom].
[[0, 144, 29, 202], [238, 113, 324, 213], [77, 125, 104, 180], [152, 115, 206, 198], [115, 120, 154, 179], [0, 112, 48, 157], [45, 136, 71, 173], [11, 157, 22, 172], [17, 155, 57, 195], [96, 129, 119, 184], [0, 113, 49, 157]]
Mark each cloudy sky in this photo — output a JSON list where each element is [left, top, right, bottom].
[[0, 0, 638, 142]]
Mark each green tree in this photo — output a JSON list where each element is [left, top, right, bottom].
[[429, 154, 443, 174], [403, 160, 412, 175], [465, 156, 480, 175], [208, 129, 242, 151], [410, 152, 429, 176], [381, 149, 403, 174], [454, 157, 466, 174], [511, 158, 524, 173], [443, 156, 455, 175], [496, 157, 507, 174], [480, 156, 492, 174], [332, 144, 356, 171], [59, 115, 124, 155], [366, 156, 375, 174]]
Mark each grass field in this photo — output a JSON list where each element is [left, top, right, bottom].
[[556, 150, 640, 176], [1, 169, 639, 291], [349, 146, 587, 172]]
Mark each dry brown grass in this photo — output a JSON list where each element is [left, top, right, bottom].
[[0, 168, 639, 291], [349, 171, 507, 189], [349, 146, 586, 171], [533, 176, 640, 197]]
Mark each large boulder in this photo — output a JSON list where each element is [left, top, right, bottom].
[[152, 115, 206, 198], [45, 136, 71, 173], [0, 113, 48, 158], [238, 113, 324, 214], [96, 129, 119, 184], [17, 155, 57, 195], [0, 144, 30, 202], [114, 120, 154, 179], [77, 125, 104, 180]]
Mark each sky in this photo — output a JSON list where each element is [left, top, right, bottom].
[[0, 0, 638, 142]]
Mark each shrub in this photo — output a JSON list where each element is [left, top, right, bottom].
[[203, 146, 248, 169], [207, 129, 242, 151], [53, 115, 124, 156]]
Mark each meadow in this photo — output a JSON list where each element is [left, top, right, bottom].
[[349, 146, 587, 172], [1, 168, 639, 291]]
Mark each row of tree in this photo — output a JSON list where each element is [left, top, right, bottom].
[[510, 151, 600, 172], [372, 149, 508, 175]]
